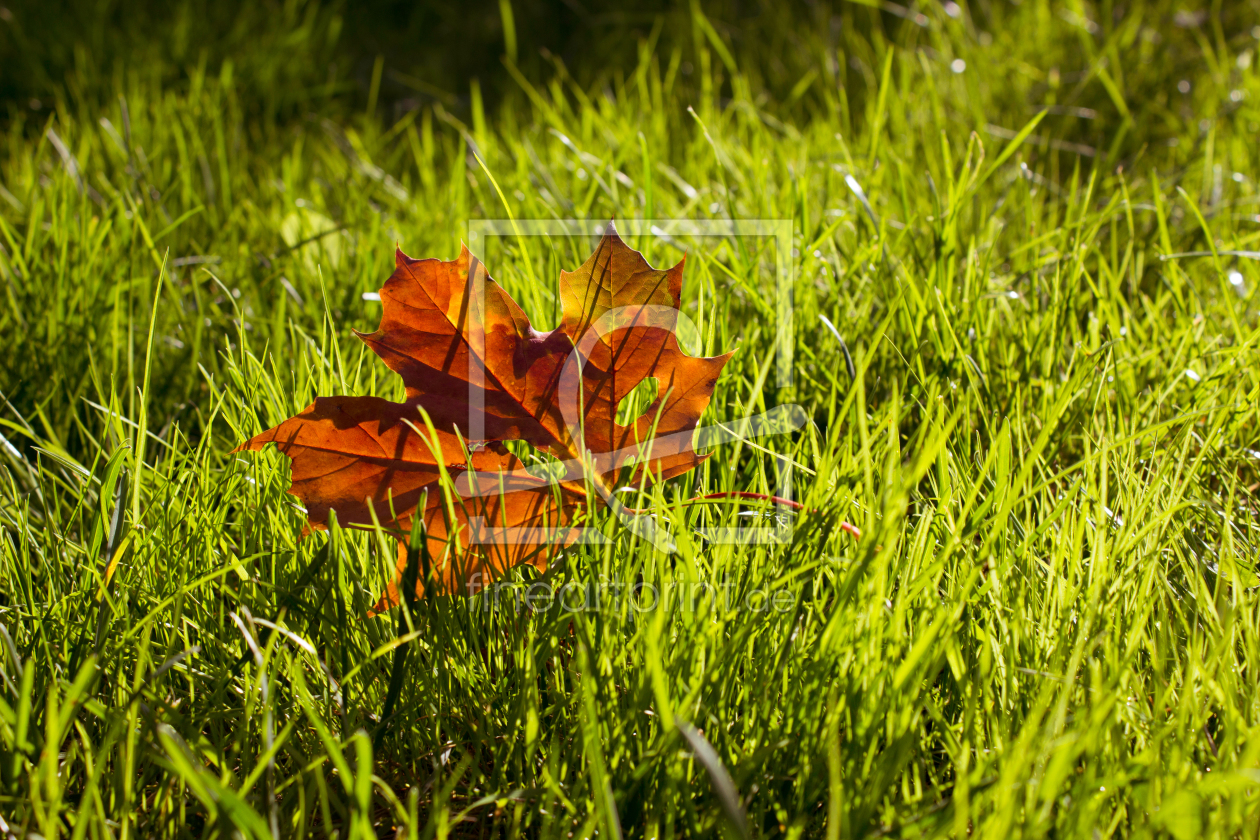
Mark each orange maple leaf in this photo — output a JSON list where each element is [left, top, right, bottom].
[[238, 224, 732, 612]]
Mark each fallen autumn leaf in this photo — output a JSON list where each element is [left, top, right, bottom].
[[237, 223, 732, 612]]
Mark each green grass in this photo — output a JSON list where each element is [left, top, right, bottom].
[[2, 0, 1260, 837]]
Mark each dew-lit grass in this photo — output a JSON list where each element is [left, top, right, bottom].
[[1, 1, 1259, 837]]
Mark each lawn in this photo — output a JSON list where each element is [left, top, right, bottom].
[[1, 0, 1259, 837]]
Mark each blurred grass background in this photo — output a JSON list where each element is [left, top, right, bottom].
[[1, 0, 1260, 837]]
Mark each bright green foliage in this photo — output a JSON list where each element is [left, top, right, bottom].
[[1, 1, 1260, 838]]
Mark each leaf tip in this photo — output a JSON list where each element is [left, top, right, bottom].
[[231, 434, 267, 454]]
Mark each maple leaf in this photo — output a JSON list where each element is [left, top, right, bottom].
[[238, 223, 732, 612]]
